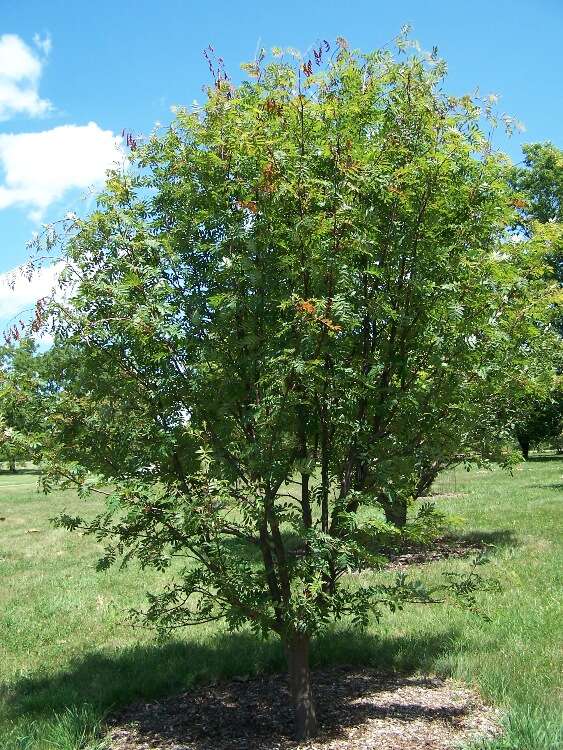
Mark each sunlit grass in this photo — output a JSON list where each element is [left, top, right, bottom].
[[0, 457, 561, 749]]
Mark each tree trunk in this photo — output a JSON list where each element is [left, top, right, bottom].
[[384, 498, 407, 528], [285, 633, 318, 741], [8, 458, 16, 474], [517, 435, 530, 460]]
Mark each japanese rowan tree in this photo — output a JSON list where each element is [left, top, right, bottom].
[[30, 38, 559, 739]]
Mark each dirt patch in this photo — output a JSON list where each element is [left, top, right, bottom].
[[107, 667, 500, 750]]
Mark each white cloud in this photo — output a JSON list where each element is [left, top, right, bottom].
[[0, 261, 62, 324], [0, 122, 124, 216], [33, 33, 52, 57], [0, 33, 51, 120]]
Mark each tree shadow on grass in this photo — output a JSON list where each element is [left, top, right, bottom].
[[528, 483, 563, 492], [448, 529, 517, 548], [4, 627, 460, 728], [0, 468, 42, 477], [526, 454, 563, 463]]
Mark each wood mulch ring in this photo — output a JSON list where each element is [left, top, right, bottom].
[[107, 667, 501, 750], [384, 535, 487, 570]]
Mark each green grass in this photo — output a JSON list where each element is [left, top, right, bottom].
[[0, 458, 561, 749]]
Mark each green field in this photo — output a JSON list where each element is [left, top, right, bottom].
[[0, 458, 561, 749]]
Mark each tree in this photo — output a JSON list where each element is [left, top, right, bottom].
[[27, 39, 558, 739], [515, 386, 562, 458], [0, 419, 18, 473], [511, 142, 563, 228], [0, 340, 44, 472], [510, 142, 563, 456]]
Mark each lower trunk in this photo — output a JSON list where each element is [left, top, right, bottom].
[[517, 436, 530, 460], [285, 633, 318, 741], [414, 465, 441, 500], [8, 458, 16, 474], [384, 498, 407, 528]]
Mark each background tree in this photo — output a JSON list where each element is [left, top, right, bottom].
[[0, 340, 44, 472], [515, 385, 562, 458], [24, 39, 558, 739], [0, 419, 18, 473], [510, 142, 563, 456], [511, 142, 563, 228]]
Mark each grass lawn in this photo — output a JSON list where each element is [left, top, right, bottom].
[[0, 458, 561, 749]]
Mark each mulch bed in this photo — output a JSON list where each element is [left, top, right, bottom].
[[107, 667, 500, 750], [384, 535, 486, 570]]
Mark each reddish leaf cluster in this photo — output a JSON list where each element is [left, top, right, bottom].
[[303, 40, 330, 77], [264, 98, 282, 115], [236, 200, 258, 214], [3, 295, 50, 345], [30, 296, 48, 336], [261, 162, 277, 193], [302, 60, 313, 77], [296, 299, 316, 315], [296, 299, 341, 332], [3, 320, 24, 345], [121, 129, 138, 151], [203, 45, 232, 96], [313, 40, 330, 65]]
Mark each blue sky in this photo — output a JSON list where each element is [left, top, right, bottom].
[[1, 0, 562, 331]]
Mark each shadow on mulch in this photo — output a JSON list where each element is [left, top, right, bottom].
[[385, 529, 517, 569], [107, 667, 499, 750]]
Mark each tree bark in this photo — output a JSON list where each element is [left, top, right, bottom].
[[413, 463, 441, 500], [8, 458, 16, 474], [517, 435, 530, 460], [285, 633, 318, 741], [384, 498, 407, 528]]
